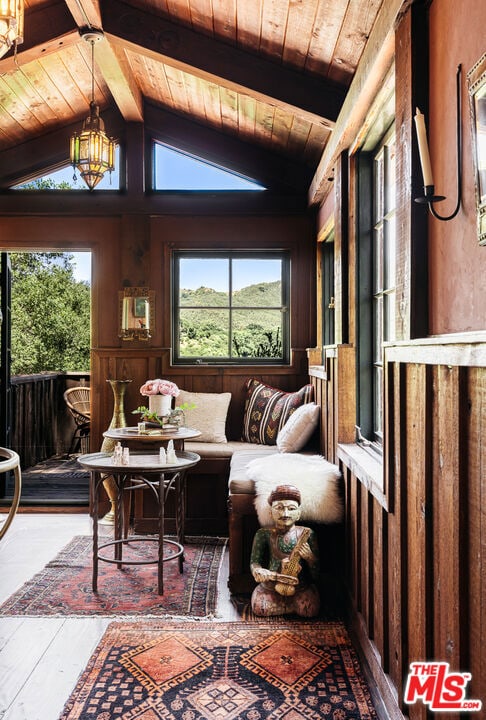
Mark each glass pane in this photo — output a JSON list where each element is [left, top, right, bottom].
[[179, 258, 229, 306], [374, 226, 383, 293], [154, 143, 265, 190], [374, 153, 384, 221], [386, 140, 396, 213], [179, 309, 229, 358], [374, 295, 383, 362], [232, 309, 283, 359], [232, 259, 282, 306], [374, 365, 383, 437], [385, 215, 396, 289], [13, 148, 121, 190]]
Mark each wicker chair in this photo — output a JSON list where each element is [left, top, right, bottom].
[[64, 386, 91, 455]]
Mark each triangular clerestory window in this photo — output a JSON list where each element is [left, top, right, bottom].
[[154, 142, 265, 190]]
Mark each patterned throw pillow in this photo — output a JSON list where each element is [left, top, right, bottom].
[[241, 378, 314, 445]]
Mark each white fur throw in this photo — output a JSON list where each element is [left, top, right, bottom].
[[247, 453, 343, 527]]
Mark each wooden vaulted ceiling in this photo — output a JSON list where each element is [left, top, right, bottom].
[[0, 0, 390, 197]]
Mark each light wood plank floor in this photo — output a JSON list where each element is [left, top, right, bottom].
[[0, 513, 239, 720]]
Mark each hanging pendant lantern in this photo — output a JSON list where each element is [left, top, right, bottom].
[[0, 0, 24, 59], [70, 31, 116, 191]]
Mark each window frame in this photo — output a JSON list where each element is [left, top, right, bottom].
[[172, 249, 290, 365], [356, 123, 396, 453]]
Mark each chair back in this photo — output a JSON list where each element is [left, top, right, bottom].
[[64, 386, 91, 425]]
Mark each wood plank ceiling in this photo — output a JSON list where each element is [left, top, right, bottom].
[[0, 0, 385, 192]]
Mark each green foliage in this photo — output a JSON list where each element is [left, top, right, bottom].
[[17, 177, 74, 190], [178, 282, 283, 359], [10, 252, 90, 375]]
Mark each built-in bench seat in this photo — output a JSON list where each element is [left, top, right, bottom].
[[132, 379, 344, 595]]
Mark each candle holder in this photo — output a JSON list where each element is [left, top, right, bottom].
[[414, 65, 462, 222]]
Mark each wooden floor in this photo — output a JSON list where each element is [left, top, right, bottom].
[[0, 513, 240, 720]]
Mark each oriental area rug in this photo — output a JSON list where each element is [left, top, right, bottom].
[[59, 620, 377, 720], [0, 535, 226, 618]]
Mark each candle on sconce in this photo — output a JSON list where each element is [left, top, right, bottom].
[[414, 107, 434, 187], [122, 297, 129, 330], [144, 299, 150, 330]]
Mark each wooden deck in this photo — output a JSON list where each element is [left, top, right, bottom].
[[1, 456, 89, 508]]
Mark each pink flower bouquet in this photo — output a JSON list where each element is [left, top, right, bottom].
[[139, 379, 180, 397]]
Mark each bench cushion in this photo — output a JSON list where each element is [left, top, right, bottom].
[[228, 446, 279, 494]]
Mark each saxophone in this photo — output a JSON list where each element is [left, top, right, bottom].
[[274, 527, 311, 597]]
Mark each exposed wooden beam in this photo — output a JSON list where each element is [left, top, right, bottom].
[[101, 0, 345, 129], [0, 189, 308, 216], [0, 2, 79, 73], [144, 103, 313, 193], [64, 0, 102, 30], [95, 37, 144, 122], [308, 0, 412, 205]]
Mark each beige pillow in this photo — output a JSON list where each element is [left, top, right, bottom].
[[276, 402, 319, 453], [176, 390, 231, 443]]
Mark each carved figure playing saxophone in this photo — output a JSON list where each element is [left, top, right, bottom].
[[250, 484, 320, 617]]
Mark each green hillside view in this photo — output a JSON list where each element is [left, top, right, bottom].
[[179, 281, 283, 359]]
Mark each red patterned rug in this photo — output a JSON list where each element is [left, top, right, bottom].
[[0, 535, 226, 617], [60, 620, 377, 719]]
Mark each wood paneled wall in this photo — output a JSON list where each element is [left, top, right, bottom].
[[91, 348, 311, 449], [311, 339, 486, 719]]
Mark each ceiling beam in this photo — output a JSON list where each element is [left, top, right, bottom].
[[308, 0, 411, 205], [64, 0, 143, 121], [94, 37, 144, 122], [64, 0, 102, 29], [101, 0, 345, 129]]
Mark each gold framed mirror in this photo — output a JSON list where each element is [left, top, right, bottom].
[[119, 287, 155, 341], [467, 52, 486, 245]]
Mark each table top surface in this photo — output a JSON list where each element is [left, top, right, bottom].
[[103, 426, 201, 442], [77, 450, 201, 472]]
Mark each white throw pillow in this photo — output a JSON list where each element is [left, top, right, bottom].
[[276, 402, 320, 453], [247, 453, 343, 527], [176, 390, 231, 443]]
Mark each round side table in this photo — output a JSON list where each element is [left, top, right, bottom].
[[78, 450, 200, 595]]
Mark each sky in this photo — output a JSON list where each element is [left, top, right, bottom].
[[72, 252, 92, 283]]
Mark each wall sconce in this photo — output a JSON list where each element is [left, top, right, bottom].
[[414, 65, 462, 221], [0, 0, 23, 59], [119, 287, 154, 341]]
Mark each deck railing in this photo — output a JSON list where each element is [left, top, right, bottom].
[[10, 372, 90, 469]]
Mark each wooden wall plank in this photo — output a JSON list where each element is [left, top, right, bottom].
[[372, 500, 386, 663], [405, 362, 430, 720], [466, 367, 486, 706], [432, 366, 462, 668]]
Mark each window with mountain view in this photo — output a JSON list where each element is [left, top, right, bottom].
[[172, 251, 290, 364]]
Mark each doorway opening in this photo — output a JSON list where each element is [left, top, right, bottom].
[[0, 250, 92, 506]]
